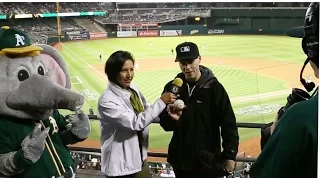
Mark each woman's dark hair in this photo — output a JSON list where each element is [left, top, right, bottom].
[[105, 50, 135, 84]]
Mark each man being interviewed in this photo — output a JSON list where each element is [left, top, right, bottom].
[[159, 42, 239, 178]]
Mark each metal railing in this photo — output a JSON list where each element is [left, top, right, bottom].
[[69, 115, 264, 177], [71, 114, 264, 163], [69, 146, 258, 163]]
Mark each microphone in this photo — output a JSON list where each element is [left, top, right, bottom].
[[169, 78, 183, 95], [300, 58, 316, 92]]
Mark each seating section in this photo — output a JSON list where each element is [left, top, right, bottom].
[[0, 2, 104, 14], [0, 2, 309, 35]]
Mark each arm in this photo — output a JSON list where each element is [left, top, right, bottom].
[[0, 127, 30, 176], [159, 82, 180, 131], [140, 91, 160, 123], [250, 110, 308, 177], [214, 81, 239, 160], [54, 110, 91, 145], [0, 124, 48, 177], [98, 97, 166, 131]]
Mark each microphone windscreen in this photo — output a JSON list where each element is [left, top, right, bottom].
[[172, 78, 183, 87]]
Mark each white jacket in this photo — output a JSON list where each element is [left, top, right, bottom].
[[97, 82, 166, 176]]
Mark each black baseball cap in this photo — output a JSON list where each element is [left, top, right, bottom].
[[285, 3, 319, 38], [285, 26, 305, 38], [175, 42, 200, 62]]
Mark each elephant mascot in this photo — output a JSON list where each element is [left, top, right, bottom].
[[0, 26, 91, 178]]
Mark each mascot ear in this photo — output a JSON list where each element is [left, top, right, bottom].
[[37, 44, 71, 89]]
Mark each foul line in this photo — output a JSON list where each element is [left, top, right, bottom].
[[60, 43, 107, 81]]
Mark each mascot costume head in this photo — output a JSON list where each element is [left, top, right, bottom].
[[0, 26, 91, 178]]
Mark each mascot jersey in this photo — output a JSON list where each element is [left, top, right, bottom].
[[0, 26, 91, 178], [0, 110, 74, 178]]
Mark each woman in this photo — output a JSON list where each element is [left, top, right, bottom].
[[98, 50, 176, 177]]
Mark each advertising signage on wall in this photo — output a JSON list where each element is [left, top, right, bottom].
[[66, 31, 81, 35], [138, 30, 158, 37], [208, 29, 225, 34], [117, 31, 137, 37], [68, 34, 89, 41], [159, 30, 182, 36], [90, 32, 108, 40]]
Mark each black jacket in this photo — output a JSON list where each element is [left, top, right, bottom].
[[159, 65, 239, 170]]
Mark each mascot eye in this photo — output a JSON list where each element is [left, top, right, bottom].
[[17, 69, 30, 81], [38, 66, 45, 76]]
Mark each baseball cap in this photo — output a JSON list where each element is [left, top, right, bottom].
[[285, 26, 305, 38], [175, 42, 200, 62], [0, 26, 42, 55], [285, 3, 319, 38]]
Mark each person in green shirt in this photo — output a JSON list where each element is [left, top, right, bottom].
[[250, 2, 319, 178], [0, 27, 91, 178]]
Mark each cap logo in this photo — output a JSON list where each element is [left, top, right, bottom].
[[180, 46, 190, 53], [15, 34, 26, 46], [306, 14, 313, 23], [307, 41, 319, 47]]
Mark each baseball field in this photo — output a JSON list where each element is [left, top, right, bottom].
[[56, 35, 317, 157]]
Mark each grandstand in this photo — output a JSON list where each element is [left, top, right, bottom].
[[0, 2, 310, 38]]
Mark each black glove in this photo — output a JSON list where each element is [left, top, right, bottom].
[[196, 150, 231, 177]]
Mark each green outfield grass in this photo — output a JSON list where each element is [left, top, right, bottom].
[[58, 35, 304, 149]]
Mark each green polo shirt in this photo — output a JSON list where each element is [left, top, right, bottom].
[[250, 94, 318, 178]]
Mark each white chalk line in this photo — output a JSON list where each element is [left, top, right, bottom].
[[70, 76, 83, 85], [61, 43, 107, 81], [75, 76, 83, 84]]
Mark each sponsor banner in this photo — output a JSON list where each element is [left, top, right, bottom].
[[138, 30, 158, 37], [159, 30, 182, 37], [117, 31, 137, 37], [190, 29, 199, 35], [66, 31, 81, 35], [90, 32, 107, 40], [68, 34, 89, 41], [208, 29, 225, 34]]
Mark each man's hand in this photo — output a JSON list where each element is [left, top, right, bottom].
[[196, 150, 231, 177], [160, 92, 177, 104], [224, 159, 235, 173], [166, 104, 182, 121]]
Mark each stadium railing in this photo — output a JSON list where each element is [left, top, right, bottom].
[[68, 114, 261, 177]]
